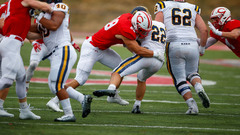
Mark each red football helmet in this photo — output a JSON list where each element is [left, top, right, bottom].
[[131, 11, 152, 39], [210, 7, 231, 28]]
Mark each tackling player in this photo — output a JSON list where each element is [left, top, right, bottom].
[[0, 0, 52, 120], [154, 0, 210, 115], [93, 6, 166, 114], [207, 7, 240, 58], [63, 10, 163, 111]]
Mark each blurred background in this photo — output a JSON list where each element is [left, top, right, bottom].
[[63, 0, 240, 35], [0, 0, 239, 36]]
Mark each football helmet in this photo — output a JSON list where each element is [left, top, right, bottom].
[[210, 7, 231, 28], [131, 11, 152, 39], [131, 6, 149, 15]]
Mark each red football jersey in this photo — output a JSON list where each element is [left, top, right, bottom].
[[0, 2, 8, 35], [91, 13, 137, 50], [210, 19, 240, 57], [2, 0, 31, 40]]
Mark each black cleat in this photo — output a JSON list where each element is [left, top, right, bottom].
[[93, 89, 116, 97], [82, 95, 93, 118], [131, 105, 141, 114]]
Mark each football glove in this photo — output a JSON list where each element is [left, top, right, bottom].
[[29, 9, 42, 18], [199, 45, 205, 56], [153, 50, 164, 62], [72, 41, 80, 52], [32, 41, 41, 52], [208, 21, 222, 36]]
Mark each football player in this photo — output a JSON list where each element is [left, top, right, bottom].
[[154, 0, 210, 115], [0, 0, 52, 120], [63, 10, 163, 110], [30, 0, 92, 122], [207, 7, 240, 58], [93, 6, 166, 114]]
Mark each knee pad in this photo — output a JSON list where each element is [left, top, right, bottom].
[[176, 81, 191, 96], [187, 73, 201, 82]]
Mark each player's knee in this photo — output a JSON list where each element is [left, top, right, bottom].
[[176, 81, 191, 96], [74, 69, 90, 86], [187, 73, 201, 82]]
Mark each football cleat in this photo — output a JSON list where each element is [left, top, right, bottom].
[[54, 114, 76, 122], [107, 93, 129, 106], [93, 89, 116, 97], [185, 100, 199, 115], [197, 89, 210, 108], [19, 106, 41, 120], [46, 99, 63, 112], [0, 107, 14, 117], [131, 105, 141, 114], [82, 95, 93, 118]]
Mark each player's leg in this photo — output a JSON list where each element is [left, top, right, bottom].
[[186, 42, 210, 108], [166, 42, 198, 115], [26, 43, 48, 90], [48, 46, 76, 122], [97, 49, 132, 105], [0, 56, 14, 117], [132, 58, 163, 113], [15, 49, 41, 120]]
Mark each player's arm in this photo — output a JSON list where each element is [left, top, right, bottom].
[[116, 35, 153, 57], [195, 14, 208, 56], [195, 14, 208, 48], [154, 11, 164, 23], [38, 11, 65, 31], [205, 37, 218, 49], [221, 28, 240, 40], [0, 18, 4, 29], [22, 0, 52, 13]]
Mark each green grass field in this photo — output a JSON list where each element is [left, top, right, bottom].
[[0, 43, 239, 135]]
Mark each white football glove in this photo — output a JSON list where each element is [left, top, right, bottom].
[[199, 46, 205, 56], [153, 51, 164, 62], [208, 21, 222, 36]]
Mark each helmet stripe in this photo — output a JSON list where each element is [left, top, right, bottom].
[[141, 11, 151, 29]]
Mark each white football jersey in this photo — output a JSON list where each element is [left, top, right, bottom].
[[40, 3, 71, 53], [154, 1, 201, 42], [138, 21, 166, 53]]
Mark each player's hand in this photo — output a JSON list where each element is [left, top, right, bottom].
[[72, 41, 80, 52], [29, 9, 42, 18], [153, 51, 164, 62], [199, 45, 205, 56], [208, 21, 222, 36], [32, 41, 41, 52]]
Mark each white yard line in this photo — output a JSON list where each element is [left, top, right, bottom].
[[0, 121, 239, 132], [6, 96, 240, 106]]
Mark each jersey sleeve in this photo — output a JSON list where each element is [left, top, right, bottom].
[[194, 5, 201, 15], [226, 20, 240, 31], [120, 26, 136, 40], [53, 3, 69, 14], [154, 1, 166, 15]]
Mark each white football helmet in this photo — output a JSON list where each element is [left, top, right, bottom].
[[131, 11, 152, 39], [210, 7, 231, 27]]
